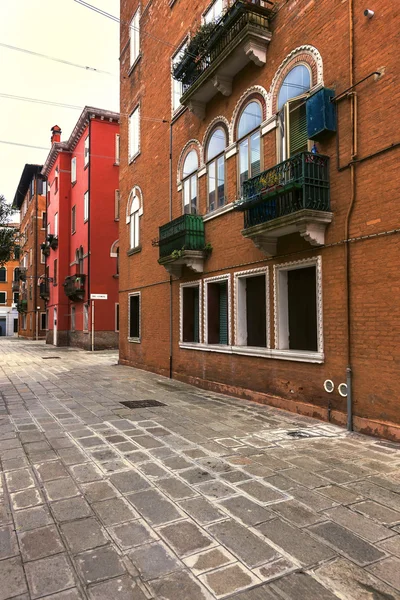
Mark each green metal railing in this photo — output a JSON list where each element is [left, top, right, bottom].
[[63, 274, 86, 301], [235, 152, 330, 229], [158, 215, 205, 259], [175, 0, 273, 90]]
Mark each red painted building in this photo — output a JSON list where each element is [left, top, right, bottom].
[[41, 107, 120, 349]]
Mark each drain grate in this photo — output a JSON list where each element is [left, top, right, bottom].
[[120, 400, 166, 409], [42, 357, 61, 360]]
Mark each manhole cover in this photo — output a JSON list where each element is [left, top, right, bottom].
[[286, 430, 314, 439], [42, 357, 61, 360], [120, 400, 166, 409]]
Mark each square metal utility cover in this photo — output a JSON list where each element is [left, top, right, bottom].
[[120, 400, 166, 409]]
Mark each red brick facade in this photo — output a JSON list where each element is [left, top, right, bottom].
[[118, 0, 400, 440]]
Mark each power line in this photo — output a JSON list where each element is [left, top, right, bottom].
[[0, 43, 115, 76]]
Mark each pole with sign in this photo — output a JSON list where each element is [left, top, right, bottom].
[[90, 294, 108, 351]]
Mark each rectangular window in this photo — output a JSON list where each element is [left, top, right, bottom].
[[130, 9, 140, 66], [13, 319, 18, 333], [53, 259, 57, 286], [71, 157, 77, 183], [83, 304, 89, 331], [40, 249, 45, 264], [172, 41, 188, 112], [183, 175, 197, 214], [71, 206, 76, 233], [182, 285, 200, 343], [129, 107, 139, 160], [115, 190, 120, 220], [84, 136, 89, 166], [115, 303, 119, 332], [208, 155, 225, 212], [0, 268, 6, 282], [275, 260, 320, 353], [84, 191, 89, 222], [205, 277, 229, 345], [235, 269, 268, 348], [115, 134, 120, 165], [40, 313, 47, 331], [128, 293, 140, 341], [54, 212, 58, 236], [204, 0, 223, 23], [41, 212, 46, 229], [13, 292, 19, 304], [71, 306, 76, 332], [0, 292, 6, 304]]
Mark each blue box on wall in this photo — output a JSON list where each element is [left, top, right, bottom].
[[306, 88, 336, 141]]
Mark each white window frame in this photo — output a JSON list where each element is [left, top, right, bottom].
[[273, 256, 324, 361], [126, 188, 143, 251], [130, 8, 140, 67], [203, 0, 224, 24], [129, 106, 140, 162], [0, 291, 6, 305], [179, 281, 202, 346], [71, 157, 77, 183], [115, 134, 120, 165], [40, 249, 45, 264], [41, 211, 46, 230], [234, 267, 270, 348], [171, 39, 188, 114], [84, 135, 89, 167], [203, 274, 231, 348], [54, 212, 58, 237], [84, 191, 89, 222], [128, 292, 141, 343]]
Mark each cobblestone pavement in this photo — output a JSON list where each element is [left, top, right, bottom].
[[1, 340, 400, 599]]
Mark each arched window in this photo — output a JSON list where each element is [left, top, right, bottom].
[[277, 64, 311, 160], [237, 101, 262, 190], [182, 150, 199, 214], [206, 127, 226, 212], [129, 193, 140, 249], [110, 240, 119, 276]]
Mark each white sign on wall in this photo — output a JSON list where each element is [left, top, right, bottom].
[[90, 294, 108, 300]]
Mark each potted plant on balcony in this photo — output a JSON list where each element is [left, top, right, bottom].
[[40, 242, 50, 257], [173, 22, 218, 85]]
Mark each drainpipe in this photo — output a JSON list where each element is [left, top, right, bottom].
[[345, 0, 356, 431], [168, 121, 173, 378], [88, 119, 92, 348], [34, 173, 39, 340]]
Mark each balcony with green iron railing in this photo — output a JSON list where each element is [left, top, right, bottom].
[[174, 0, 274, 119], [63, 274, 86, 302], [234, 152, 333, 255], [156, 214, 210, 277]]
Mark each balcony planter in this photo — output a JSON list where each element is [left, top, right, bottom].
[[49, 236, 58, 250]]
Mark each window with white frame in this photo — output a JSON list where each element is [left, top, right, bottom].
[[115, 135, 120, 165], [128, 293, 140, 341], [128, 192, 140, 250], [238, 101, 262, 191], [54, 212, 58, 236], [182, 150, 198, 214], [235, 268, 268, 348], [205, 276, 230, 345], [275, 258, 322, 353], [130, 9, 140, 67], [40, 249, 45, 264], [71, 157, 77, 183], [71, 206, 76, 234], [71, 306, 76, 332], [204, 0, 223, 23], [84, 135, 89, 166], [172, 40, 188, 112], [181, 283, 201, 343], [277, 64, 311, 161], [13, 292, 19, 304], [84, 191, 89, 222], [129, 106, 140, 160], [206, 127, 226, 212], [83, 304, 89, 331]]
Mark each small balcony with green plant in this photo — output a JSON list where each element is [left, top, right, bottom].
[[234, 152, 332, 255], [63, 274, 86, 302], [17, 299, 27, 313], [156, 214, 211, 277], [173, 0, 274, 119], [39, 280, 50, 301]]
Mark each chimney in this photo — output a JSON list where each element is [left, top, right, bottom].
[[51, 125, 62, 144]]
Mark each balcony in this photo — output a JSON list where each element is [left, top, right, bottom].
[[157, 215, 208, 277], [18, 268, 27, 281], [12, 277, 20, 293], [17, 299, 27, 314], [63, 274, 86, 301], [235, 152, 332, 255], [174, 0, 273, 118], [39, 281, 50, 301]]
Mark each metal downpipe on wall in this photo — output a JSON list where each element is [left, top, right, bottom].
[[169, 122, 173, 379]]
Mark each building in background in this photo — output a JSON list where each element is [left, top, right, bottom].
[[41, 107, 120, 349], [0, 224, 20, 337], [12, 166, 47, 339], [118, 0, 400, 440]]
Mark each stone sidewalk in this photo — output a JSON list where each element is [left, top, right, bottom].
[[0, 339, 400, 600]]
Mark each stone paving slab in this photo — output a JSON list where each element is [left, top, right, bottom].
[[1, 339, 400, 600]]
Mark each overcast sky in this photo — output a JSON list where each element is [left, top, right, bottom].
[[0, 0, 120, 208]]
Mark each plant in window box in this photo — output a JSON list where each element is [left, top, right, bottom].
[[258, 170, 282, 195], [173, 22, 218, 84], [203, 242, 213, 257]]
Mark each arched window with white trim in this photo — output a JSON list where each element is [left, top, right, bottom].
[[182, 150, 199, 214], [129, 193, 140, 249], [237, 101, 262, 190], [206, 127, 227, 212], [277, 64, 311, 161]]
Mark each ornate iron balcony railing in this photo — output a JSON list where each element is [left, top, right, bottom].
[[235, 152, 330, 229]]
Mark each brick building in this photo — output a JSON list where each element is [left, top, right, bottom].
[[12, 166, 47, 339], [0, 224, 19, 337], [118, 0, 400, 440], [41, 107, 120, 349]]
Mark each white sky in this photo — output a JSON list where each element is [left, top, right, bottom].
[[0, 0, 120, 208]]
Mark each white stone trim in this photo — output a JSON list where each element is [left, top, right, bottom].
[[229, 85, 269, 143], [202, 116, 230, 152], [225, 143, 237, 159], [176, 139, 203, 186], [233, 266, 270, 348], [179, 343, 324, 363], [128, 291, 141, 343], [179, 280, 203, 343], [126, 185, 144, 224], [273, 256, 323, 354], [110, 239, 119, 258], [203, 273, 231, 346], [198, 167, 207, 178], [261, 116, 277, 136], [202, 202, 234, 222]]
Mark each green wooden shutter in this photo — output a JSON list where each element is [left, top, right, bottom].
[[219, 281, 228, 345], [289, 102, 308, 156], [193, 288, 199, 343]]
